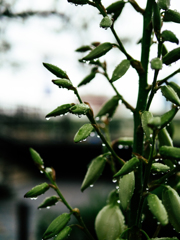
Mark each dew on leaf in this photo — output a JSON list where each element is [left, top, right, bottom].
[[112, 179, 117, 183], [31, 197, 38, 200], [90, 184, 94, 187], [46, 117, 50, 121]]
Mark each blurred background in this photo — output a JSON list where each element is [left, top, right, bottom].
[[1, 0, 180, 239]]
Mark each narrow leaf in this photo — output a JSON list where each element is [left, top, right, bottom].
[[74, 123, 94, 143], [29, 148, 44, 165], [38, 196, 60, 209], [81, 153, 110, 191], [82, 42, 113, 61], [147, 194, 168, 226], [141, 111, 153, 141], [161, 85, 180, 106], [110, 60, 130, 82], [46, 104, 73, 118], [43, 63, 69, 79], [162, 186, 180, 232], [119, 171, 135, 210], [160, 146, 180, 159], [43, 213, 71, 239], [96, 95, 121, 118], [78, 72, 96, 87], [151, 163, 170, 172], [113, 157, 139, 178], [162, 30, 179, 44], [54, 226, 72, 240], [24, 183, 49, 198]]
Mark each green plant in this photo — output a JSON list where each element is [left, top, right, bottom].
[[24, 0, 180, 239]]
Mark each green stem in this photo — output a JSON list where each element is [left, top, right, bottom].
[[146, 70, 159, 111], [43, 170, 95, 240], [157, 68, 180, 86], [74, 87, 125, 165], [130, 0, 155, 236]]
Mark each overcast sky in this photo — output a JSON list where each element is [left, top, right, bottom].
[[1, 0, 180, 116]]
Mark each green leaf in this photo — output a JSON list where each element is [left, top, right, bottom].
[[163, 47, 180, 65], [119, 171, 135, 210], [162, 186, 180, 232], [54, 226, 72, 240], [160, 146, 180, 159], [24, 183, 49, 198], [74, 123, 94, 143], [161, 85, 180, 106], [75, 45, 92, 52], [46, 103, 73, 118], [82, 42, 113, 61], [157, 0, 170, 10], [67, 0, 87, 5], [141, 111, 153, 141], [106, 1, 125, 21], [43, 63, 69, 79], [38, 196, 60, 209], [115, 137, 133, 146], [96, 95, 121, 118], [95, 204, 125, 240], [100, 16, 112, 29], [160, 106, 178, 129], [153, 2, 161, 32], [162, 30, 179, 44], [69, 103, 90, 115], [158, 128, 173, 147], [110, 60, 130, 82], [167, 81, 180, 98], [81, 153, 110, 191], [29, 148, 44, 165], [43, 213, 71, 239], [150, 58, 162, 70], [147, 193, 168, 226], [78, 71, 96, 87], [151, 163, 170, 172], [164, 9, 180, 23], [52, 79, 74, 90], [113, 157, 139, 178], [148, 117, 161, 129]]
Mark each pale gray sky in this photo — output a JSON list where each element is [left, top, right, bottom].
[[1, 0, 180, 115]]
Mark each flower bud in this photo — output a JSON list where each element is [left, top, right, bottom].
[[150, 58, 162, 70], [69, 103, 90, 115], [52, 79, 74, 90], [38, 195, 60, 209], [24, 183, 49, 198], [100, 16, 112, 29], [95, 204, 125, 240], [29, 148, 44, 166]]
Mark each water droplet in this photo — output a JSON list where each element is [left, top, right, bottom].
[[31, 197, 38, 200], [117, 200, 120, 204], [46, 206, 51, 209], [116, 186, 119, 190], [97, 135, 100, 138], [150, 134, 153, 138], [90, 132, 95, 137], [130, 112, 133, 115], [78, 115, 82, 118], [46, 117, 50, 120], [40, 170, 43, 174], [118, 145, 123, 149], [90, 184, 94, 187], [83, 139, 87, 142], [95, 117, 100, 121], [102, 143, 105, 146], [112, 179, 117, 183]]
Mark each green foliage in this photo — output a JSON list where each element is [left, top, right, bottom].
[[25, 0, 180, 239]]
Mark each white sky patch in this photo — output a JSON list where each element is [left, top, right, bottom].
[[1, 0, 180, 115]]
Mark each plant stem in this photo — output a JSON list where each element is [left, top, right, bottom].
[[146, 70, 159, 111], [157, 68, 180, 86], [74, 87, 125, 165], [43, 169, 95, 240], [130, 0, 155, 237]]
